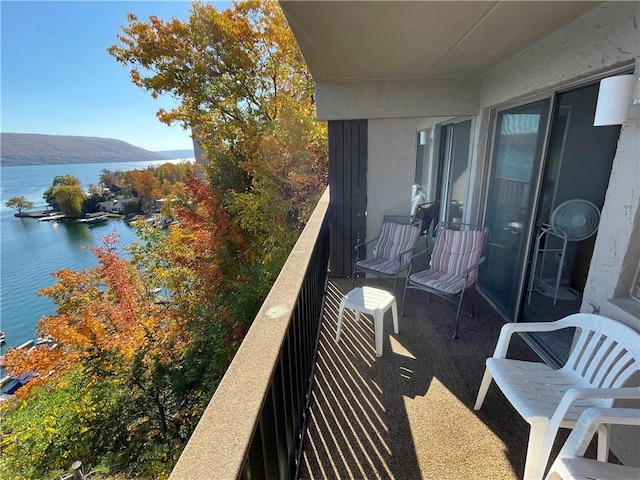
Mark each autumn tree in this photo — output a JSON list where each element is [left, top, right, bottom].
[[154, 162, 192, 186], [1, 170, 252, 478], [4, 196, 35, 213], [0, 233, 213, 478], [87, 182, 105, 195], [99, 168, 124, 192], [43, 175, 86, 217], [109, 0, 327, 277], [0, 4, 329, 478], [122, 168, 163, 210]]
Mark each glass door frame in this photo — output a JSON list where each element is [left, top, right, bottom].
[[477, 93, 556, 322], [435, 116, 475, 225], [477, 64, 633, 323]]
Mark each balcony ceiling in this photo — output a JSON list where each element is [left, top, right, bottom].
[[279, 1, 600, 82]]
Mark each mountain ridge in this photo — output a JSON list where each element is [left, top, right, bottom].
[[0, 133, 193, 166]]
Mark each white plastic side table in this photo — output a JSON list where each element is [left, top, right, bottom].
[[335, 286, 399, 357]]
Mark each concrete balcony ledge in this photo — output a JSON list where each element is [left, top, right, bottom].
[[170, 189, 330, 480]]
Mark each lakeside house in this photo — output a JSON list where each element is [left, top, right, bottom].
[[96, 198, 138, 215], [171, 2, 640, 479], [97, 199, 124, 214]]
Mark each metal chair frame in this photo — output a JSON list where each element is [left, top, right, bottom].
[[352, 215, 422, 292], [402, 222, 489, 338]]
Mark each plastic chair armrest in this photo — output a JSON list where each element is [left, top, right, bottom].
[[551, 387, 640, 429], [556, 407, 640, 460], [492, 319, 579, 358]]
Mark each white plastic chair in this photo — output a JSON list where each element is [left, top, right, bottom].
[[474, 313, 640, 480], [546, 407, 640, 480]]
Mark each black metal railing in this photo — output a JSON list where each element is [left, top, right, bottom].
[[170, 188, 330, 480]]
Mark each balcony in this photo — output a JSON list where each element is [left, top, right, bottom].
[[298, 276, 546, 480], [169, 189, 571, 480]]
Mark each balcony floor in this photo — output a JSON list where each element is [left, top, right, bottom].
[[299, 278, 572, 480]]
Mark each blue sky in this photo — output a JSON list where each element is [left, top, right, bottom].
[[1, 1, 229, 152]]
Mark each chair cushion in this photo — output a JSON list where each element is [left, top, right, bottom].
[[409, 269, 467, 294], [356, 257, 403, 275], [374, 221, 421, 264], [430, 228, 486, 279]]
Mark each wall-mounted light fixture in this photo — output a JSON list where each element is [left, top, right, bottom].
[[593, 74, 640, 126], [419, 130, 428, 145]]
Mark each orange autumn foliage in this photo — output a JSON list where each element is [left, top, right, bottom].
[[4, 233, 187, 397], [170, 173, 248, 314]]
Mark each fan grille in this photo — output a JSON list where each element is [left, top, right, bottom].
[[550, 200, 600, 241]]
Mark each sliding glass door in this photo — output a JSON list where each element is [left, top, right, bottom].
[[478, 100, 550, 319], [440, 120, 472, 224], [414, 119, 473, 228]]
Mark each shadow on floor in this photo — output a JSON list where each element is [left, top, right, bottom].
[[299, 278, 575, 480]]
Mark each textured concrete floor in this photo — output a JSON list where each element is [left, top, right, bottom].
[[298, 278, 573, 480]]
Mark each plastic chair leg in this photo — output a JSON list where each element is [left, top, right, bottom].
[[474, 368, 493, 410], [523, 420, 557, 480], [596, 423, 610, 462]]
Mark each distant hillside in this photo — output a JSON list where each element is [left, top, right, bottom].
[[157, 149, 194, 159], [0, 133, 171, 166]]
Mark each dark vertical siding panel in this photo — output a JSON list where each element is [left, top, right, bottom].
[[328, 120, 367, 276], [357, 120, 368, 246], [343, 123, 353, 273], [329, 122, 346, 276]]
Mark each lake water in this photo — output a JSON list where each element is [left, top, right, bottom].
[[0, 160, 190, 351]]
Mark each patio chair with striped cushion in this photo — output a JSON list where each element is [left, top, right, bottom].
[[352, 216, 422, 292], [402, 222, 489, 338]]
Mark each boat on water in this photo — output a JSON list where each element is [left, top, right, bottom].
[[1, 371, 34, 395], [0, 338, 55, 400], [38, 213, 66, 222], [77, 213, 109, 224]]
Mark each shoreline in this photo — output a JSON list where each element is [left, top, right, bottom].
[[15, 210, 60, 219]]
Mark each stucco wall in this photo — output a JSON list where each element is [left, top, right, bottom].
[[316, 77, 480, 121], [352, 4, 640, 311], [481, 2, 639, 107], [590, 109, 640, 323], [478, 1, 640, 331], [366, 118, 418, 236]]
